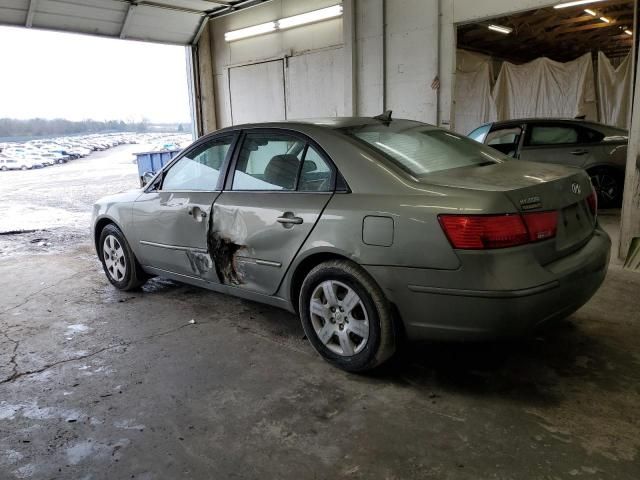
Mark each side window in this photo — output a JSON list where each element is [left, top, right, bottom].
[[580, 127, 605, 143], [232, 133, 305, 191], [528, 125, 579, 146], [299, 146, 333, 192], [468, 124, 491, 143], [485, 126, 522, 156], [162, 137, 232, 191]]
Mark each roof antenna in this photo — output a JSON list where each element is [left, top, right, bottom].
[[374, 110, 393, 124]]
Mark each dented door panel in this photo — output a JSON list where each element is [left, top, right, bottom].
[[131, 191, 221, 281], [210, 192, 332, 295]]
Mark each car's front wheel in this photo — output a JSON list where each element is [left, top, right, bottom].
[[99, 224, 147, 291], [299, 260, 396, 372]]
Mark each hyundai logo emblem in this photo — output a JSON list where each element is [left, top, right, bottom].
[[571, 183, 582, 195]]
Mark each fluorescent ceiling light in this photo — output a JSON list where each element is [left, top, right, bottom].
[[600, 16, 610, 23], [625, 29, 633, 35], [224, 4, 343, 42], [278, 5, 343, 30], [224, 21, 276, 41], [584, 9, 597, 16], [488, 24, 513, 34], [554, 0, 604, 9]]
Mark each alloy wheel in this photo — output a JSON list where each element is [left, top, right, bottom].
[[103, 234, 127, 282], [309, 280, 370, 357], [590, 172, 618, 204]]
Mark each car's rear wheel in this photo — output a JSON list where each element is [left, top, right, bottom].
[[99, 224, 147, 291], [589, 166, 623, 208], [299, 260, 395, 372]]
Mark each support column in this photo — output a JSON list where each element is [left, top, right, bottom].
[[343, 0, 357, 116], [619, 0, 640, 261], [193, 24, 217, 136]]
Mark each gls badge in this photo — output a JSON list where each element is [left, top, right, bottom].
[[519, 195, 542, 210]]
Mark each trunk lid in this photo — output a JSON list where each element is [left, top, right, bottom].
[[424, 160, 596, 259]]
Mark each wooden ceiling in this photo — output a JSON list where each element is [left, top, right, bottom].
[[457, 0, 635, 63]]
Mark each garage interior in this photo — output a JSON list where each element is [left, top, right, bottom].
[[455, 1, 635, 135], [1, 0, 640, 478]]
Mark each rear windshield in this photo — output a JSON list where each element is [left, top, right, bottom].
[[341, 124, 507, 176]]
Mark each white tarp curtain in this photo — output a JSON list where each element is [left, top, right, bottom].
[[492, 53, 598, 122], [453, 50, 496, 135], [597, 51, 632, 129]]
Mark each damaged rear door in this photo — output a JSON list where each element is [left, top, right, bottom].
[[211, 130, 335, 295], [131, 134, 237, 281]]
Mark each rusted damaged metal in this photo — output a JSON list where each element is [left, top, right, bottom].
[[205, 205, 248, 285], [208, 232, 245, 285]]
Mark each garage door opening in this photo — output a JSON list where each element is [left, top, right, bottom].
[[453, 0, 636, 136], [0, 26, 193, 255]]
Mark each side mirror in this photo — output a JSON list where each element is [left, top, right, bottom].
[[636, 154, 640, 170], [141, 171, 156, 187]]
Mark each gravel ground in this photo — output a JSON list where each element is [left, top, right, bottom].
[[0, 145, 143, 258]]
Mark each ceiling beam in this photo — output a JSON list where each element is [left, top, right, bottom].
[[554, 21, 619, 34], [120, 3, 136, 39], [191, 15, 209, 45], [25, 0, 38, 28]]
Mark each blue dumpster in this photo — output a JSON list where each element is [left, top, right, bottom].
[[135, 149, 181, 186]]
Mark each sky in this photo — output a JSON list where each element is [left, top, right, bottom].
[[0, 26, 191, 124]]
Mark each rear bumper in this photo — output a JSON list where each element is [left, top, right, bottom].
[[364, 227, 611, 341]]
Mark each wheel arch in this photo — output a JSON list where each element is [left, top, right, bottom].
[[586, 163, 625, 176], [286, 250, 354, 315], [93, 216, 123, 254]]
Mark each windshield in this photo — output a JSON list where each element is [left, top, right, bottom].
[[342, 124, 507, 176]]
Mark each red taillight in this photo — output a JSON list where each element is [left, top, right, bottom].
[[522, 211, 558, 242], [587, 190, 597, 216], [438, 214, 528, 249], [439, 212, 558, 250]]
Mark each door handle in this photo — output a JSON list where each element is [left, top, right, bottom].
[[571, 149, 588, 156], [277, 213, 303, 226]]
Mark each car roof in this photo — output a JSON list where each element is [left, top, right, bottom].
[[487, 118, 627, 132]]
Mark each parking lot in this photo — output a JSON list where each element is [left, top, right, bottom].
[[0, 147, 639, 479]]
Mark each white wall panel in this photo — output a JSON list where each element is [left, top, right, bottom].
[[385, 0, 439, 123], [355, 0, 383, 116], [210, 0, 342, 75], [285, 48, 345, 119], [229, 60, 286, 125]]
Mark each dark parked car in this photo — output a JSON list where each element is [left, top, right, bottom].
[[468, 119, 628, 207], [93, 116, 610, 372]]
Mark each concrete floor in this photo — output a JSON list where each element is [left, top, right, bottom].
[[1, 147, 639, 479]]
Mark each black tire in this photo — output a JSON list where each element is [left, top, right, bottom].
[[98, 223, 148, 291], [1, 166, 7, 171], [589, 166, 623, 208], [298, 260, 396, 372], [21, 165, 27, 171]]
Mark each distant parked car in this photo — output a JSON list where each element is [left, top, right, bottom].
[[468, 119, 628, 207], [0, 154, 32, 170]]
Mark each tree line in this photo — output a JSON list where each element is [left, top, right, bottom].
[[0, 118, 150, 137]]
